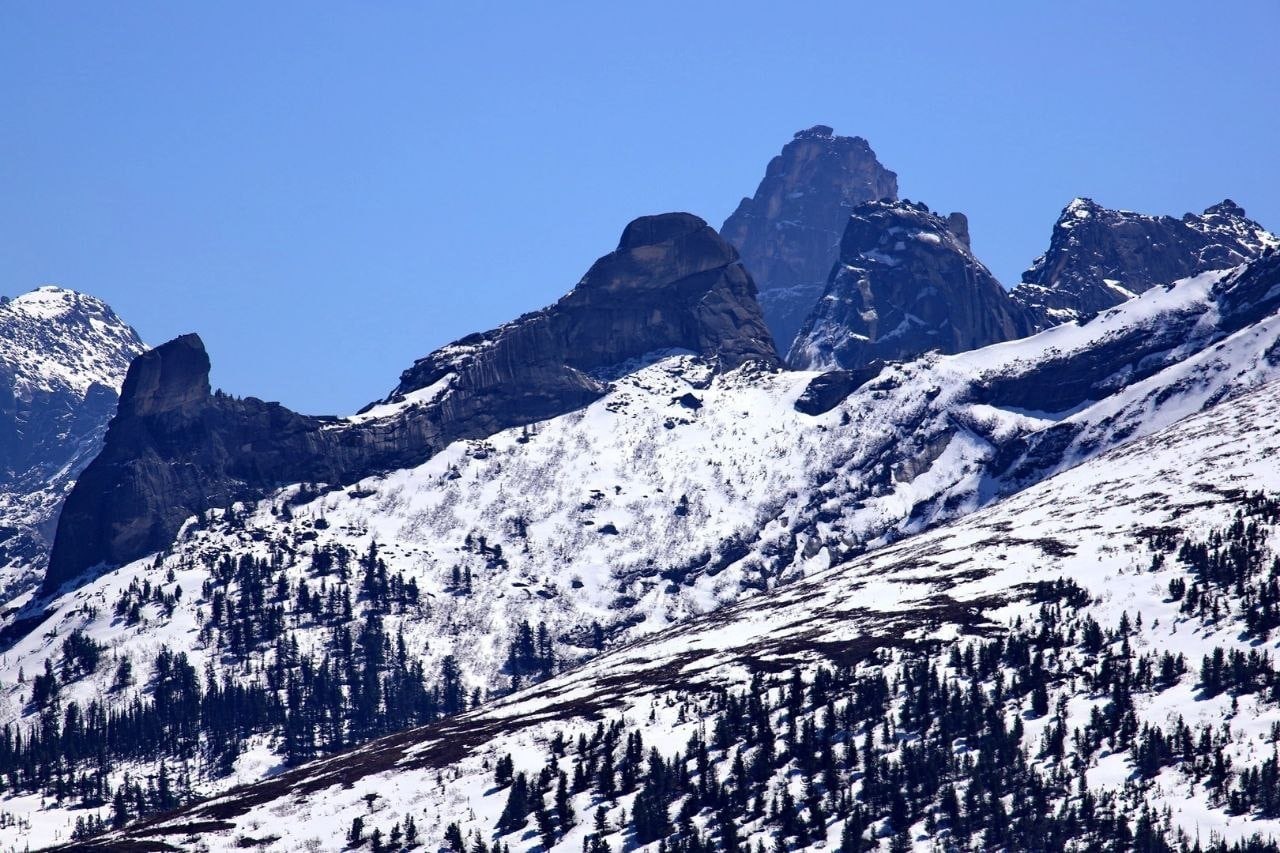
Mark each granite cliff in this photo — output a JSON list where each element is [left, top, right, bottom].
[[789, 200, 1033, 370], [43, 213, 777, 593], [721, 126, 898, 352]]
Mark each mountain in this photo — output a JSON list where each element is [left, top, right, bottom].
[[1011, 198, 1277, 328], [788, 200, 1034, 370], [8, 239, 1280, 848], [75, 343, 1280, 853], [721, 126, 898, 353], [0, 286, 143, 610], [41, 212, 777, 596]]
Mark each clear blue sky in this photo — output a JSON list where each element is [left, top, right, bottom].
[[2, 2, 1277, 413]]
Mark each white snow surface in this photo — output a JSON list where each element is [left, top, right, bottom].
[[0, 286, 144, 610], [70, 365, 1280, 852], [0, 286, 142, 398], [7, 261, 1280, 847]]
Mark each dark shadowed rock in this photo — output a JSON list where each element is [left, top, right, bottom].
[[1010, 198, 1276, 328], [789, 201, 1034, 371], [722, 126, 898, 352], [793, 364, 884, 416], [43, 214, 778, 594], [945, 212, 971, 249]]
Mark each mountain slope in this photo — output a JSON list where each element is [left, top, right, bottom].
[[0, 286, 144, 610], [722, 126, 898, 352], [79, 364, 1280, 852], [6, 249, 1280, 848], [1010, 198, 1276, 328], [788, 200, 1033, 371]]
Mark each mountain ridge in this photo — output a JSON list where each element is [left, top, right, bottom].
[[41, 213, 777, 595], [1010, 197, 1276, 327], [70, 358, 1280, 852]]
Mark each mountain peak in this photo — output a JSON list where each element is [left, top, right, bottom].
[[616, 212, 709, 251], [43, 213, 778, 595], [1202, 198, 1247, 218], [794, 124, 835, 139], [722, 127, 898, 353], [116, 333, 211, 419], [1012, 197, 1276, 328], [0, 286, 145, 606], [7, 284, 111, 320], [789, 199, 1032, 370]]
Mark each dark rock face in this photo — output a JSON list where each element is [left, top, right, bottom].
[[789, 201, 1034, 371], [44, 214, 778, 594], [0, 288, 144, 601], [46, 334, 366, 596], [793, 364, 884, 416], [1010, 198, 1275, 328], [393, 212, 777, 403], [721, 126, 898, 352]]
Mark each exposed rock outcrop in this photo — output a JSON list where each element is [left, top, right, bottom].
[[721, 126, 898, 352], [792, 364, 884, 415], [789, 200, 1034, 371], [1010, 198, 1276, 328], [43, 214, 777, 593]]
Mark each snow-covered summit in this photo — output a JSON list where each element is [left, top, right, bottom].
[[0, 284, 144, 610], [0, 285, 143, 398]]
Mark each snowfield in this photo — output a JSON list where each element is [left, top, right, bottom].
[[75, 360, 1280, 852], [5, 253, 1280, 849]]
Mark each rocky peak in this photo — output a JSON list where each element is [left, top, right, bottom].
[[789, 200, 1033, 371], [115, 333, 212, 419], [0, 285, 143, 400], [945, 212, 971, 249], [393, 212, 776, 398], [1201, 198, 1247, 219], [44, 213, 778, 595], [1010, 198, 1276, 328], [616, 211, 707, 251], [721, 127, 898, 353]]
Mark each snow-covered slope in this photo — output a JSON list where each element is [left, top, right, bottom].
[[0, 286, 144, 610], [79, 359, 1280, 852], [6, 250, 1280, 849]]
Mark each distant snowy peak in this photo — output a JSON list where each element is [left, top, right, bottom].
[[721, 126, 898, 352], [0, 285, 144, 609], [0, 285, 143, 398], [1011, 197, 1276, 328], [788, 199, 1033, 371]]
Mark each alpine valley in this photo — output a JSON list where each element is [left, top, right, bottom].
[[2, 128, 1279, 853]]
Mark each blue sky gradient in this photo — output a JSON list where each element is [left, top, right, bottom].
[[2, 1, 1277, 412]]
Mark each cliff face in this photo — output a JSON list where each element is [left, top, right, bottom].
[[789, 200, 1033, 371], [1010, 198, 1276, 327], [43, 213, 777, 593], [721, 126, 898, 352], [391, 212, 777, 407]]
